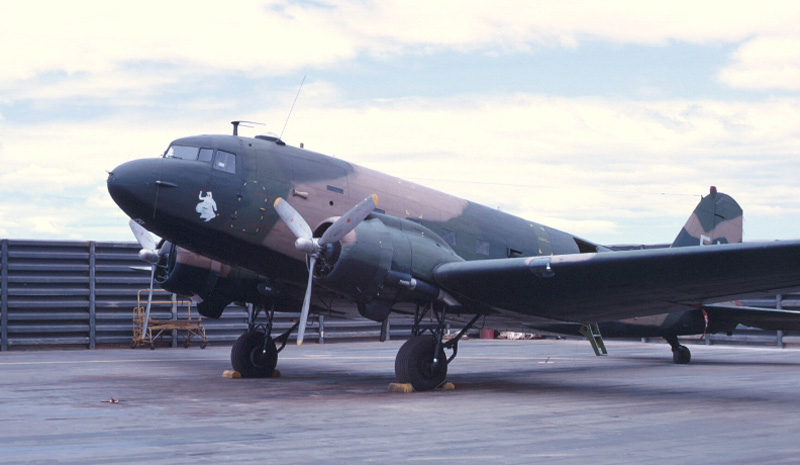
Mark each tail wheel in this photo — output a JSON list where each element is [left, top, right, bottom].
[[231, 331, 278, 378], [672, 345, 691, 364], [395, 335, 447, 391]]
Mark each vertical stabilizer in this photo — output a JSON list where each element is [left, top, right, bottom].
[[671, 186, 743, 247]]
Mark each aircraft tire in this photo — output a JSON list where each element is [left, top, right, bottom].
[[231, 331, 278, 378], [395, 335, 447, 391], [672, 345, 691, 364]]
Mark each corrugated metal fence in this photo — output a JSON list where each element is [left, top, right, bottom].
[[0, 239, 797, 351], [0, 239, 430, 351]]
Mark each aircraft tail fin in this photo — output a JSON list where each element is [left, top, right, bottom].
[[671, 186, 743, 247]]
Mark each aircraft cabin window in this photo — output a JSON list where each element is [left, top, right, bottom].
[[165, 145, 199, 160], [441, 228, 457, 247], [475, 239, 490, 256], [213, 150, 237, 174]]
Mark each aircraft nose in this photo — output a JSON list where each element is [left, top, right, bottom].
[[107, 158, 162, 221]]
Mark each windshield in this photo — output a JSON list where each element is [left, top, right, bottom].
[[164, 144, 236, 173], [164, 145, 199, 160], [164, 145, 216, 163]]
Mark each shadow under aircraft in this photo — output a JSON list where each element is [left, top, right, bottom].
[[107, 122, 800, 391]]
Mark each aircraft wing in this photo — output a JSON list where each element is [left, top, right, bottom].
[[433, 240, 800, 323], [703, 303, 800, 331]]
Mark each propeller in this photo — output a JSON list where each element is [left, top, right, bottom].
[[274, 194, 379, 345], [129, 220, 161, 337]]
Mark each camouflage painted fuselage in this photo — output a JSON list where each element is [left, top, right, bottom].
[[108, 134, 604, 305]]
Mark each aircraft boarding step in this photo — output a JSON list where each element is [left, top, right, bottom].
[[579, 323, 608, 356]]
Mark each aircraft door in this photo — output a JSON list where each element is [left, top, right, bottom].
[[212, 144, 271, 235]]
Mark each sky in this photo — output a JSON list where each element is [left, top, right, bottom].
[[1, 1, 800, 245]]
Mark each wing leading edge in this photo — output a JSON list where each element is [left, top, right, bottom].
[[433, 240, 800, 323]]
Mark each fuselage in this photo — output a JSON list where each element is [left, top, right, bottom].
[[107, 134, 607, 292]]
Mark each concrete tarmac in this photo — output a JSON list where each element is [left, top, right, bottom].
[[1, 338, 799, 464]]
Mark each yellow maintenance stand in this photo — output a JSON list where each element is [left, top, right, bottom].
[[132, 289, 207, 349]]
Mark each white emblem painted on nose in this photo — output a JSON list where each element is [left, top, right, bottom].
[[196, 191, 217, 222]]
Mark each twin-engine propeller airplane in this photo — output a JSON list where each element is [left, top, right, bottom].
[[107, 122, 800, 391]]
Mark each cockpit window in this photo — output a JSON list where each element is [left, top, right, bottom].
[[213, 150, 236, 174], [198, 148, 214, 162], [164, 145, 199, 160], [164, 144, 235, 172]]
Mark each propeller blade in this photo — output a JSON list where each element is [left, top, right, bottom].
[[129, 220, 160, 264], [129, 219, 157, 251], [273, 198, 312, 240], [297, 255, 316, 346], [272, 195, 378, 346], [319, 194, 378, 245], [142, 264, 156, 337]]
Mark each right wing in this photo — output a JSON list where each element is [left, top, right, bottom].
[[433, 240, 800, 323]]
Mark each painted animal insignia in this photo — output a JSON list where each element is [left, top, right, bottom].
[[196, 191, 217, 222]]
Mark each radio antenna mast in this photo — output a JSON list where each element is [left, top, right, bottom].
[[280, 75, 306, 140]]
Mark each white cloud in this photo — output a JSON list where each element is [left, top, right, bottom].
[[4, 1, 800, 97], [719, 35, 800, 91]]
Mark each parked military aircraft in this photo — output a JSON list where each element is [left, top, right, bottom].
[[107, 122, 800, 390], [529, 188, 800, 364]]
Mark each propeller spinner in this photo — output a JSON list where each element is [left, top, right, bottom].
[[274, 194, 379, 345]]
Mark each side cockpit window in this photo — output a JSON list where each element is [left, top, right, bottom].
[[198, 148, 214, 162], [213, 150, 236, 174]]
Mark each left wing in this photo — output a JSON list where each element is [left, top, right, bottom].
[[433, 240, 800, 323], [704, 303, 800, 331]]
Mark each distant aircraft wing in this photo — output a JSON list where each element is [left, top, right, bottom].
[[703, 303, 800, 331], [434, 240, 800, 323]]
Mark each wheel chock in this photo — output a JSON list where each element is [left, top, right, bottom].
[[388, 383, 414, 393], [223, 369, 281, 379], [388, 381, 455, 393], [438, 381, 455, 391]]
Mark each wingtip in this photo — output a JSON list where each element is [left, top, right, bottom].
[[273, 197, 283, 208], [371, 194, 379, 206]]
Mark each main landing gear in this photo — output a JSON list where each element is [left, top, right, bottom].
[[394, 303, 481, 391], [230, 301, 482, 391], [231, 304, 299, 378], [664, 335, 691, 364]]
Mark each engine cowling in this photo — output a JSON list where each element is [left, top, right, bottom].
[[155, 242, 264, 318], [312, 214, 463, 321]]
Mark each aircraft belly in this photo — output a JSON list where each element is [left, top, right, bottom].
[[618, 314, 670, 326]]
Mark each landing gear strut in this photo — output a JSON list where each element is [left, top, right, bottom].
[[230, 304, 299, 378], [395, 303, 480, 391], [664, 335, 691, 364]]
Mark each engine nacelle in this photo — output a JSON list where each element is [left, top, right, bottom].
[[155, 242, 264, 318], [313, 214, 463, 320]]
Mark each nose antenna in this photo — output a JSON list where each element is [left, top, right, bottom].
[[231, 120, 264, 136]]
